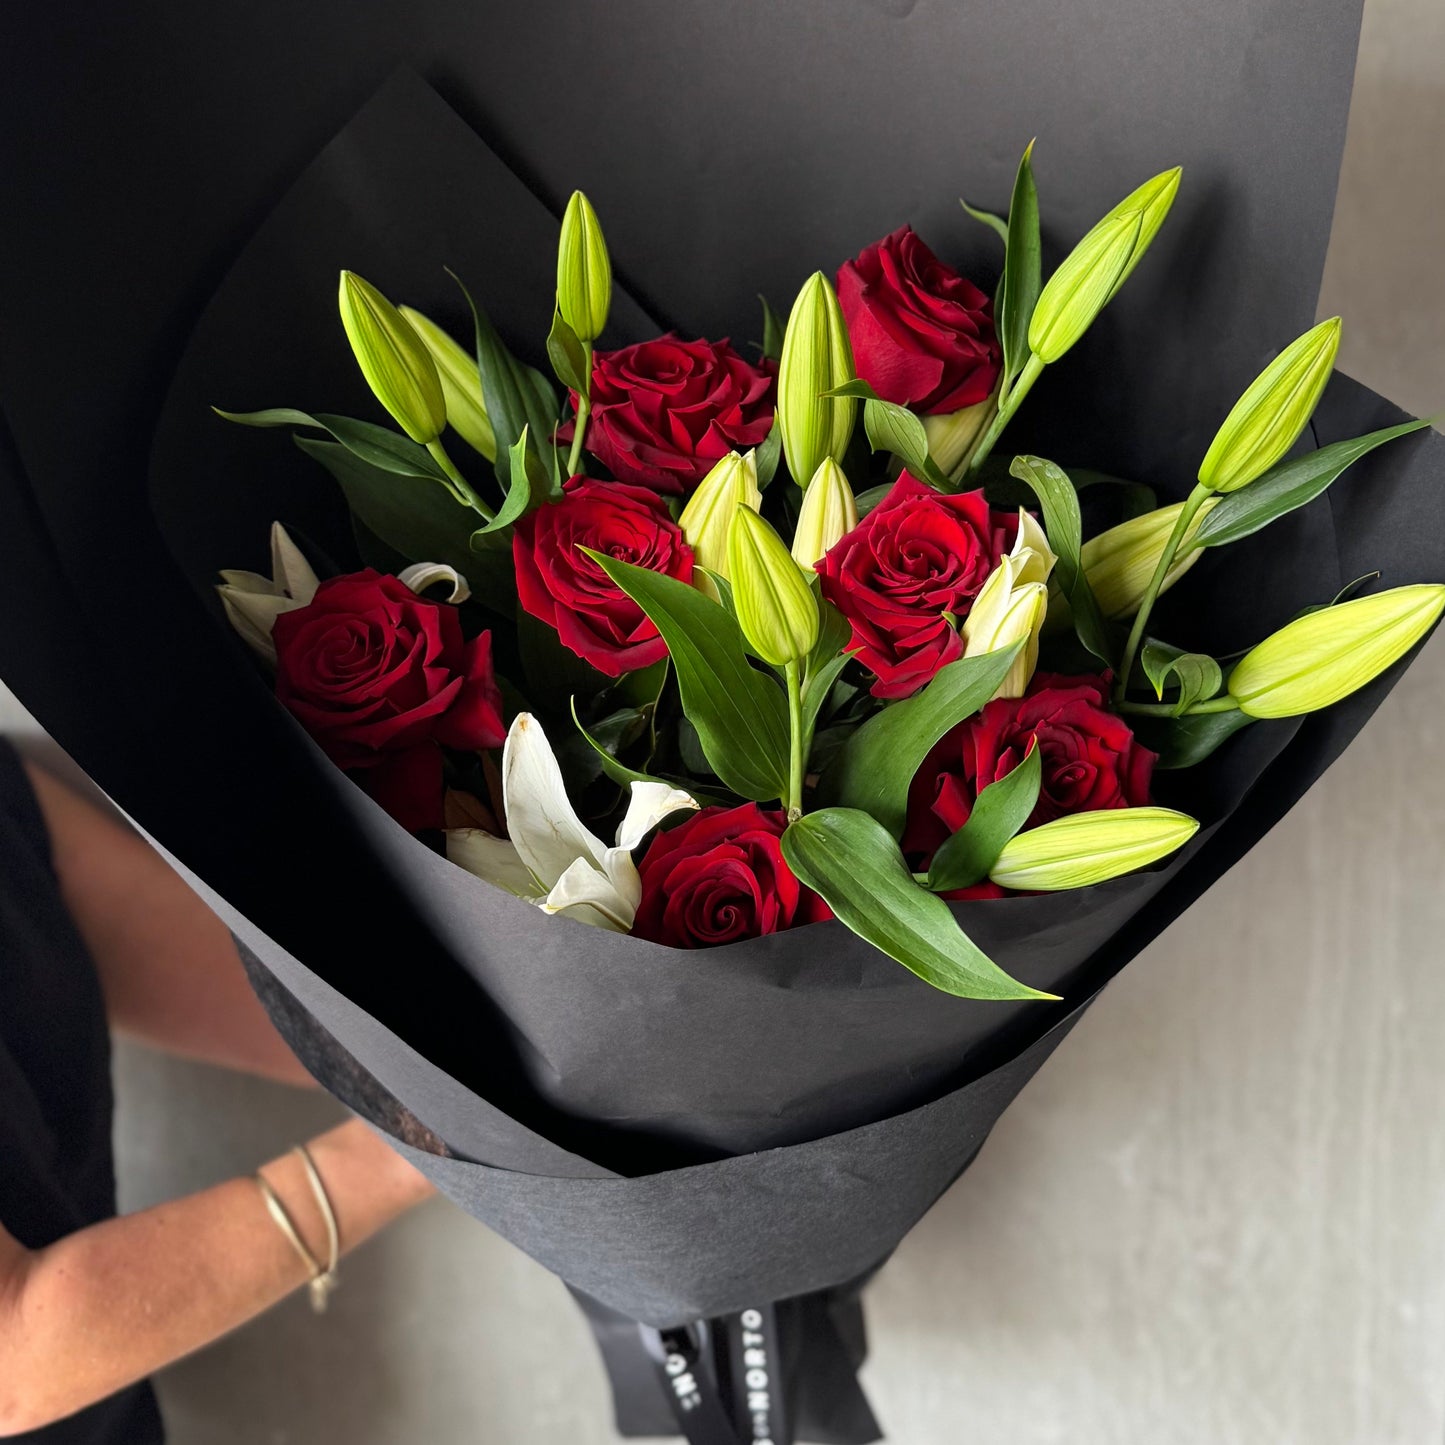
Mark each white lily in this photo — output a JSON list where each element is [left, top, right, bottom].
[[218, 523, 472, 664], [446, 713, 697, 932], [216, 522, 320, 664], [962, 508, 1058, 698]]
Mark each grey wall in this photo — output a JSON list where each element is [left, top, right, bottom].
[[2, 0, 1442, 1436]]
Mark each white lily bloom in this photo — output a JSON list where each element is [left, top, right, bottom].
[[216, 522, 320, 664], [962, 508, 1058, 699], [446, 713, 697, 932]]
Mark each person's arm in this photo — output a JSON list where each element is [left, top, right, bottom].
[[0, 1117, 435, 1436], [21, 760, 313, 1086]]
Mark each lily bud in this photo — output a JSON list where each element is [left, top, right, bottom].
[[1028, 167, 1182, 364], [727, 505, 820, 666], [399, 305, 497, 461], [338, 271, 447, 444], [556, 190, 612, 344], [216, 522, 319, 665], [777, 271, 857, 488], [989, 807, 1199, 891], [1197, 317, 1342, 492], [962, 514, 1055, 697], [1228, 583, 1445, 718], [679, 450, 762, 584], [792, 458, 859, 568], [922, 392, 996, 476], [1064, 497, 1218, 622]]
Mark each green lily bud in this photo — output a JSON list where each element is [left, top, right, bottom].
[[1228, 584, 1445, 718], [1028, 167, 1182, 364], [398, 305, 497, 461], [338, 271, 447, 444], [989, 807, 1199, 891], [1197, 317, 1342, 492], [922, 392, 996, 476], [679, 450, 762, 579], [791, 458, 858, 568], [1065, 497, 1218, 622], [556, 190, 612, 344], [777, 271, 857, 487], [727, 505, 820, 666]]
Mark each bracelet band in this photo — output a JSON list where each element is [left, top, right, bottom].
[[254, 1147, 341, 1314]]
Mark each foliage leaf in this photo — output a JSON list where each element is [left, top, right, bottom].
[[1191, 418, 1433, 551], [586, 551, 791, 801], [959, 196, 1010, 246], [925, 739, 1041, 891], [782, 808, 1055, 1000], [759, 294, 786, 362], [1009, 455, 1112, 665], [997, 141, 1041, 398], [1140, 639, 1224, 716], [754, 419, 783, 488], [471, 425, 558, 537], [1133, 707, 1256, 769], [825, 380, 950, 488], [816, 643, 1022, 838], [217, 407, 452, 485], [546, 307, 591, 396]]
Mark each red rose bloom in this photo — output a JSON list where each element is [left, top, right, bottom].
[[837, 226, 1002, 415], [513, 475, 694, 676], [559, 334, 775, 495], [633, 804, 833, 948], [903, 673, 1157, 869], [815, 473, 1017, 699], [272, 570, 505, 833]]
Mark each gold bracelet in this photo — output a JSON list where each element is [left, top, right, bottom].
[[254, 1149, 341, 1314]]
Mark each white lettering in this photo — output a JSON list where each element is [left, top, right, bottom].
[[740, 1308, 763, 1329]]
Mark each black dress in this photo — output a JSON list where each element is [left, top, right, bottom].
[[0, 741, 164, 1442]]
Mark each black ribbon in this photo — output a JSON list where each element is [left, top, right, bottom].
[[641, 1305, 789, 1445]]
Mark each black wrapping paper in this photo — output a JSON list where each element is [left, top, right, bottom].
[[2, 0, 1440, 1436]]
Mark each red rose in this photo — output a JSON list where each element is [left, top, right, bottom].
[[837, 226, 1001, 415], [559, 334, 775, 495], [815, 473, 1018, 699], [512, 475, 694, 677], [903, 673, 1157, 870], [633, 804, 833, 948], [272, 570, 505, 833]]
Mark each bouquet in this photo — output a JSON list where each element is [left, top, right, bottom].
[[215, 149, 1439, 1006], [4, 54, 1440, 1443]]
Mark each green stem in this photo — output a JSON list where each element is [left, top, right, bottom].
[[784, 660, 805, 822], [1117, 696, 1240, 717], [965, 351, 1045, 478], [1115, 482, 1211, 701], [566, 342, 593, 477], [427, 438, 495, 521]]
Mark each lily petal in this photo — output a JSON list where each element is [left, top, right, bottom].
[[270, 522, 320, 604], [502, 713, 611, 889], [398, 561, 471, 604], [445, 828, 543, 899], [216, 587, 302, 664], [616, 781, 698, 851], [542, 855, 636, 932], [1011, 508, 1057, 587]]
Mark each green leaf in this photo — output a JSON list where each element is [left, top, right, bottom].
[[1191, 417, 1433, 551], [1008, 455, 1112, 665], [546, 307, 591, 396], [959, 196, 1010, 246], [448, 269, 559, 493], [754, 419, 783, 488], [1140, 640, 1223, 716], [569, 698, 733, 805], [294, 436, 515, 616], [585, 551, 791, 801], [925, 739, 1041, 892], [217, 407, 453, 485], [997, 141, 1041, 397], [759, 294, 786, 362], [800, 598, 855, 745], [817, 643, 1022, 838], [825, 380, 950, 489], [854, 482, 892, 518], [781, 808, 1055, 1000], [1134, 706, 1256, 769], [471, 425, 558, 537]]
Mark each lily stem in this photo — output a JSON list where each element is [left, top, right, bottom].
[[566, 342, 593, 477], [964, 351, 1045, 479], [1117, 696, 1240, 717], [427, 438, 495, 521], [785, 660, 805, 822], [1115, 482, 1211, 702]]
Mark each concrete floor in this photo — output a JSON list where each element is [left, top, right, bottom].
[[4, 0, 1444, 1437]]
